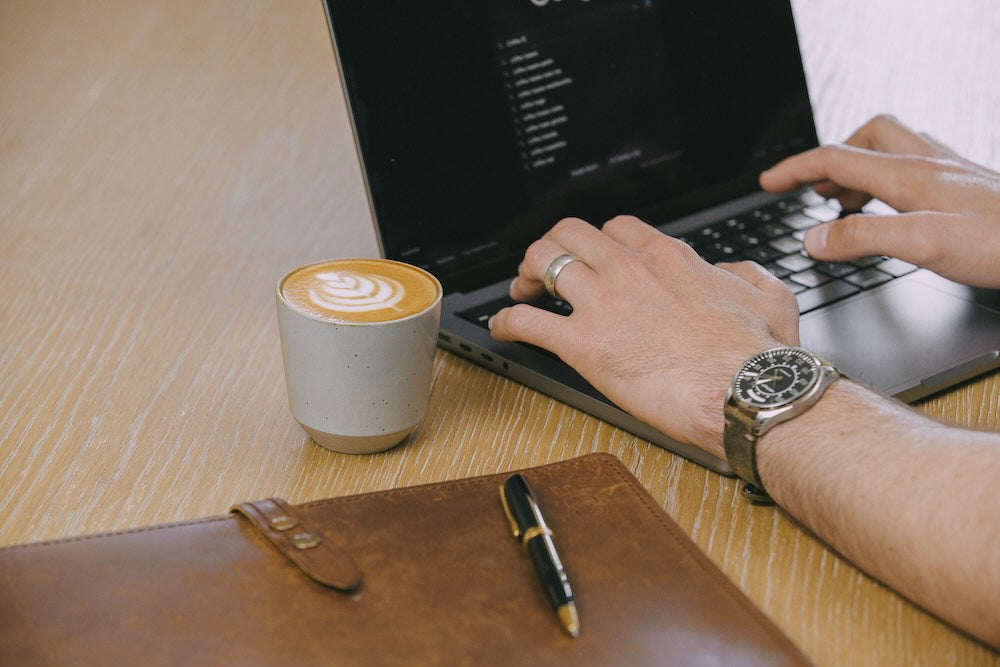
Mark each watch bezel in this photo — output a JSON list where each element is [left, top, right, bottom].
[[729, 346, 822, 412]]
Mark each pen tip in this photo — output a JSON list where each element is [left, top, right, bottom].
[[558, 603, 580, 638]]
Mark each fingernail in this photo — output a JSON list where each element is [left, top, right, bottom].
[[805, 224, 829, 255], [487, 315, 495, 331]]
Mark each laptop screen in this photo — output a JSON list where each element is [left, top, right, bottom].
[[325, 0, 816, 293]]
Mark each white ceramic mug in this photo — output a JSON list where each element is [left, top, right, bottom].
[[276, 258, 442, 454]]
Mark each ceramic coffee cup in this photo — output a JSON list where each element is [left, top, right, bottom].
[[276, 258, 442, 454]]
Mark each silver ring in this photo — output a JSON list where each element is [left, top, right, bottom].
[[543, 253, 580, 300]]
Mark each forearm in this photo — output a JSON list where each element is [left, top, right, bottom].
[[756, 380, 1000, 646]]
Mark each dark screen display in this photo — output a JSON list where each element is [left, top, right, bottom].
[[325, 0, 816, 292]]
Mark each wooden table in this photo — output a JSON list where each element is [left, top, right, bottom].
[[1, 1, 998, 664]]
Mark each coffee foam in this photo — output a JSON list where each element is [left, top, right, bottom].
[[281, 259, 440, 323]]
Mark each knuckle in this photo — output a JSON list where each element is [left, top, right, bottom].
[[503, 303, 539, 332], [657, 234, 698, 261], [523, 240, 554, 266], [602, 214, 641, 231], [551, 217, 587, 236], [818, 143, 843, 159], [737, 259, 767, 275], [870, 113, 899, 130]]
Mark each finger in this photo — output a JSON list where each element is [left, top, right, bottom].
[[802, 211, 956, 266], [510, 238, 598, 304], [716, 261, 800, 345], [759, 145, 937, 212], [488, 303, 571, 356], [843, 114, 949, 158], [808, 177, 873, 212], [716, 260, 784, 293], [918, 131, 961, 158], [542, 217, 621, 267], [599, 215, 663, 249], [601, 216, 706, 273]]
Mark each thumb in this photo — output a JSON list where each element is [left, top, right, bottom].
[[803, 212, 951, 265], [488, 303, 566, 353]]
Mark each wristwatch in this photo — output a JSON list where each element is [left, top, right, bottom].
[[724, 346, 840, 503]]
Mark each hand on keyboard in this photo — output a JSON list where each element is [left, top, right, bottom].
[[488, 215, 799, 458], [761, 114, 1000, 289]]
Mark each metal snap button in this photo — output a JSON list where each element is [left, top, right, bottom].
[[291, 532, 321, 549], [269, 515, 299, 531]]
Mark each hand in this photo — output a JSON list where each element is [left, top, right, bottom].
[[760, 114, 1000, 288], [487, 216, 800, 458]]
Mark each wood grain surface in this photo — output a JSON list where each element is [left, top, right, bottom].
[[1, 1, 998, 664]]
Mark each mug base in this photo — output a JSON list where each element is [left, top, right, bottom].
[[302, 424, 413, 455]]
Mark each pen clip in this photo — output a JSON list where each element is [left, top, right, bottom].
[[498, 483, 522, 539]]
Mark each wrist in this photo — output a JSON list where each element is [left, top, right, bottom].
[[753, 379, 858, 502], [687, 345, 777, 460], [721, 346, 840, 502]]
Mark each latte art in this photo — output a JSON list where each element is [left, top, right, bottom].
[[309, 271, 405, 313], [281, 258, 441, 324]]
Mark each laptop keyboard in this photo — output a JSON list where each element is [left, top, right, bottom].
[[458, 193, 916, 330]]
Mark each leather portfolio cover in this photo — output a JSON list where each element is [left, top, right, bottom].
[[0, 453, 809, 665]]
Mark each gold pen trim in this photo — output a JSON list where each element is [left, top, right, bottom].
[[498, 484, 521, 539], [558, 603, 580, 638], [520, 525, 553, 548]]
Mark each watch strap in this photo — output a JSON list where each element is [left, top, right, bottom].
[[723, 398, 772, 503], [723, 348, 840, 504]]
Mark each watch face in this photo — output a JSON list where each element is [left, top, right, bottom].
[[732, 347, 820, 409]]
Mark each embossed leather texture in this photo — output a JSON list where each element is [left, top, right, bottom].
[[0, 454, 809, 665]]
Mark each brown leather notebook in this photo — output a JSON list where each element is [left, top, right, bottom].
[[0, 453, 809, 665]]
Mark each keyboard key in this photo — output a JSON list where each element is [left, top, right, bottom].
[[696, 225, 724, 242], [721, 217, 748, 233], [735, 232, 763, 247], [458, 294, 571, 329], [796, 280, 861, 314], [550, 299, 573, 314], [789, 269, 832, 288], [876, 258, 918, 277], [814, 262, 858, 278], [763, 262, 792, 279], [782, 212, 821, 231], [799, 189, 828, 206], [769, 235, 803, 254], [699, 242, 736, 263], [803, 204, 840, 222], [758, 221, 793, 239], [458, 296, 514, 328], [745, 245, 785, 263], [851, 255, 884, 268], [861, 198, 896, 215], [750, 209, 775, 222], [709, 241, 740, 260], [776, 253, 816, 273], [781, 277, 807, 294], [772, 198, 805, 214], [844, 268, 893, 289]]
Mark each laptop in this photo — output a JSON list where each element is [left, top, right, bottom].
[[322, 0, 1000, 473]]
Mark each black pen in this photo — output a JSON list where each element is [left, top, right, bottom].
[[499, 473, 580, 638]]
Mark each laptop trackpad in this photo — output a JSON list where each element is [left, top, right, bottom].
[[800, 274, 1000, 397]]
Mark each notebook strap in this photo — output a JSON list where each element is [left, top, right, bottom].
[[231, 497, 362, 592]]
